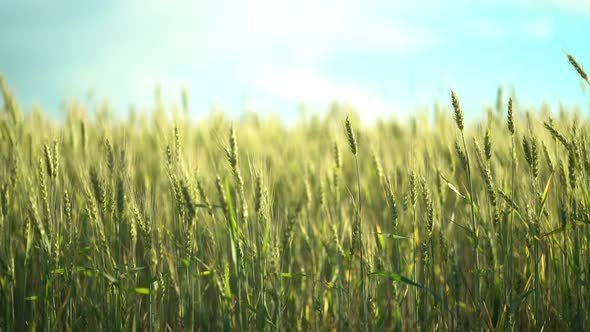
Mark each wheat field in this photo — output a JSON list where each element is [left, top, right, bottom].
[[0, 55, 589, 331]]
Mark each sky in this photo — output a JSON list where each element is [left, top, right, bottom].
[[1, 0, 589, 122]]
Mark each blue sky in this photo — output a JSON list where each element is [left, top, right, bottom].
[[1, 0, 589, 122]]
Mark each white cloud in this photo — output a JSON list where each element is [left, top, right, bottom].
[[110, 0, 441, 60], [254, 67, 395, 122], [79, 0, 440, 118]]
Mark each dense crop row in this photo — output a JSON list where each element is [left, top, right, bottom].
[[0, 56, 589, 330]]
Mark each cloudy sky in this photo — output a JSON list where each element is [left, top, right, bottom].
[[1, 0, 589, 121]]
